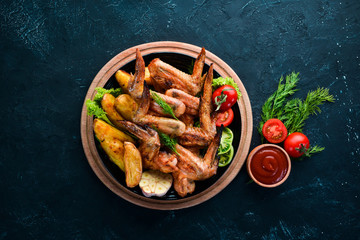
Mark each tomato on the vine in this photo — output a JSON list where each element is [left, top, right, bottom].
[[212, 85, 238, 111], [215, 108, 234, 127], [284, 132, 310, 158], [262, 119, 288, 143]]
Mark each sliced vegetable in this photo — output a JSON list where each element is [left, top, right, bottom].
[[139, 170, 173, 197], [262, 119, 288, 143], [124, 141, 142, 188], [212, 85, 238, 111], [114, 94, 138, 121], [218, 127, 234, 154], [215, 108, 234, 127], [101, 93, 127, 130], [284, 132, 310, 158], [86, 87, 122, 126], [212, 77, 241, 97], [115, 68, 152, 92], [93, 119, 135, 171], [219, 145, 234, 167]]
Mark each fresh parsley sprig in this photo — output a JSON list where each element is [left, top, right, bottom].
[[150, 90, 179, 120]]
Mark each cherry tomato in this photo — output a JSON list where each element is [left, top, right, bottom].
[[284, 132, 310, 158], [212, 85, 238, 111], [262, 119, 288, 143], [215, 108, 234, 127]]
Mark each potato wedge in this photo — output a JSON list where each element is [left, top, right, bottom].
[[115, 68, 152, 93], [124, 141, 142, 188], [114, 94, 138, 121], [101, 93, 125, 130], [93, 119, 135, 171], [144, 67, 152, 85], [115, 70, 131, 93]]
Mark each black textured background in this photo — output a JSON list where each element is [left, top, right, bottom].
[[1, 0, 359, 239]]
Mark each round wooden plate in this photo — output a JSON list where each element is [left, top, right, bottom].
[[80, 41, 253, 210]]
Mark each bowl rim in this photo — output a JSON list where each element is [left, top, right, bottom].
[[80, 41, 253, 210], [246, 144, 291, 188]]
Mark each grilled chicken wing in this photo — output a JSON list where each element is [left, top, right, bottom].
[[127, 48, 145, 101], [172, 127, 222, 197], [177, 64, 216, 147], [165, 89, 200, 116], [115, 49, 185, 137], [118, 120, 179, 173], [150, 91, 186, 117], [118, 120, 160, 169], [173, 170, 196, 197], [148, 48, 206, 96]]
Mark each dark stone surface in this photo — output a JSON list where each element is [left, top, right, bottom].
[[1, 0, 359, 239]]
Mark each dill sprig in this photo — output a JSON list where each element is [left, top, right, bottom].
[[282, 88, 335, 134], [150, 90, 179, 120], [258, 72, 334, 157], [305, 145, 325, 157], [154, 128, 179, 155], [258, 72, 299, 134]]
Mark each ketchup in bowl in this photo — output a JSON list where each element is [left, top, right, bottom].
[[247, 144, 291, 187]]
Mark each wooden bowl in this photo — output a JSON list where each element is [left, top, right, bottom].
[[247, 144, 291, 188], [80, 41, 253, 210]]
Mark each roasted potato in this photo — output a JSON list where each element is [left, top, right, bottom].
[[93, 119, 135, 171], [124, 141, 142, 188], [115, 68, 152, 93], [114, 94, 138, 121], [101, 93, 126, 130]]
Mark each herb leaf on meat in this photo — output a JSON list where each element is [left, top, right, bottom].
[[150, 90, 179, 120]]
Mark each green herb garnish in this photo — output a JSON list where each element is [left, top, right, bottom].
[[282, 87, 335, 134], [93, 87, 122, 103], [258, 72, 334, 156], [259, 72, 299, 133], [86, 99, 112, 125], [212, 77, 242, 97], [86, 87, 122, 126], [155, 128, 179, 155], [305, 145, 326, 157], [150, 90, 179, 120]]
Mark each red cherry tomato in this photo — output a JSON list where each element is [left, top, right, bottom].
[[284, 132, 310, 158], [262, 119, 288, 143], [215, 108, 234, 127], [212, 85, 238, 111]]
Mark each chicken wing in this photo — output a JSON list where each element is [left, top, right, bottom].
[[118, 120, 179, 173], [118, 120, 160, 170], [177, 64, 216, 147], [115, 50, 185, 137], [172, 127, 222, 197], [148, 48, 206, 96], [165, 89, 200, 116], [150, 91, 186, 117]]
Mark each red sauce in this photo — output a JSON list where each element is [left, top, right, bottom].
[[250, 146, 288, 185]]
